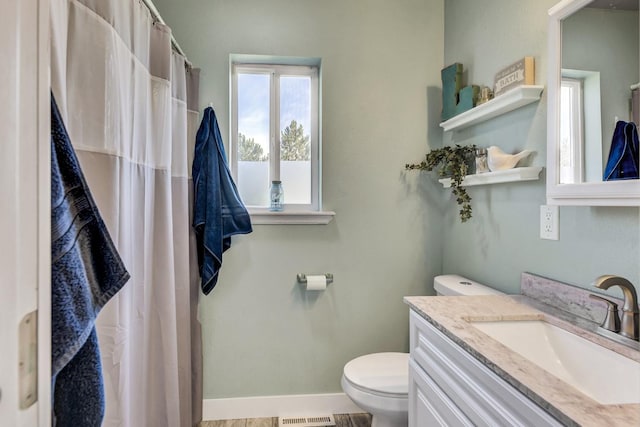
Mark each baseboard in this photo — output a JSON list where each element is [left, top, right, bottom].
[[202, 393, 363, 421]]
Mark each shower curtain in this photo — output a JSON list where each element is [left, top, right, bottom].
[[51, 0, 202, 425]]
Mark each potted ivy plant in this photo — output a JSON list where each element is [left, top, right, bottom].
[[405, 144, 477, 222]]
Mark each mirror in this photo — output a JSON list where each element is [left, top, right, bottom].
[[561, 0, 638, 183], [547, 0, 640, 204]]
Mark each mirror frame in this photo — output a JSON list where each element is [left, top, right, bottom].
[[547, 0, 640, 206]]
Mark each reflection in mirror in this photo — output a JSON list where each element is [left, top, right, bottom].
[[560, 77, 584, 183], [560, 71, 602, 183], [560, 0, 639, 183]]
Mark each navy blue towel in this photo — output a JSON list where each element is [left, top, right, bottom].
[[604, 120, 639, 181], [51, 93, 130, 426], [192, 107, 252, 295]]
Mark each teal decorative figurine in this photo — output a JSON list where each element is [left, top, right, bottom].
[[441, 63, 479, 121]]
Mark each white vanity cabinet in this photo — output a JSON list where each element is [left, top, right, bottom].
[[408, 310, 563, 427]]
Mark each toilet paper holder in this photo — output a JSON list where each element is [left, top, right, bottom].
[[297, 273, 333, 285]]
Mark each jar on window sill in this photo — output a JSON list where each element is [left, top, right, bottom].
[[269, 180, 284, 211]]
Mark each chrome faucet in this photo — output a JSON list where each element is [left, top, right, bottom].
[[593, 275, 639, 341]]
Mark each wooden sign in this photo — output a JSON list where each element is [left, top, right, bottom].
[[442, 63, 479, 121], [493, 57, 534, 97]]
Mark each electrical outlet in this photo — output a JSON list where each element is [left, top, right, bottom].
[[540, 205, 559, 240]]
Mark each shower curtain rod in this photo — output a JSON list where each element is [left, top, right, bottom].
[[141, 0, 193, 68]]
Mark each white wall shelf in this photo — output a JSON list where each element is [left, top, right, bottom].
[[440, 85, 544, 132], [438, 166, 543, 188]]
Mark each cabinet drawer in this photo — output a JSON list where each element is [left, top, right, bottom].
[[410, 310, 562, 427], [409, 358, 473, 427]]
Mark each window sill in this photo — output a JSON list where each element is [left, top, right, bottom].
[[249, 209, 335, 225]]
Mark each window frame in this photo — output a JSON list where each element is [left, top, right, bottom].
[[231, 62, 321, 214]]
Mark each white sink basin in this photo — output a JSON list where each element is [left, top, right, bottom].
[[471, 320, 640, 405]]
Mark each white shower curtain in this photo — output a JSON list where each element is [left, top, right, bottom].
[[51, 0, 202, 425]]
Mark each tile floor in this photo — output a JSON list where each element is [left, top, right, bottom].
[[200, 413, 372, 427]]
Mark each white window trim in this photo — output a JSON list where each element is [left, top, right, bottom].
[[231, 61, 334, 224], [248, 209, 334, 225]]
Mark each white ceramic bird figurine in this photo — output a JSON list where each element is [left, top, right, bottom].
[[486, 146, 533, 172]]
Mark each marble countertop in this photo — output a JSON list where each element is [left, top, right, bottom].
[[404, 295, 640, 427]]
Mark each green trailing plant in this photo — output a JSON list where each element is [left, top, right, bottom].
[[406, 144, 477, 222]]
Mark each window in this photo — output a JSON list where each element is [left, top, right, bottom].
[[231, 60, 331, 223], [559, 77, 584, 184]]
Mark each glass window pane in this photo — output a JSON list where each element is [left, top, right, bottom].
[[560, 79, 584, 184], [237, 73, 270, 206], [279, 76, 311, 204], [560, 84, 575, 184]]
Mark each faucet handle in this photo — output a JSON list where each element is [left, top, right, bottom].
[[589, 294, 621, 332]]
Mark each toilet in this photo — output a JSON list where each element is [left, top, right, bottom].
[[340, 274, 504, 427]]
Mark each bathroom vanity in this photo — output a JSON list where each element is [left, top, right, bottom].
[[404, 294, 640, 427]]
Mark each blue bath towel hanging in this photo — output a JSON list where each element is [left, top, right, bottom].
[[603, 120, 639, 181], [51, 93, 130, 426], [192, 107, 252, 295]]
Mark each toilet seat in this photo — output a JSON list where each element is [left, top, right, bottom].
[[342, 352, 409, 397]]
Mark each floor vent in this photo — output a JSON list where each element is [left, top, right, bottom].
[[277, 415, 336, 427]]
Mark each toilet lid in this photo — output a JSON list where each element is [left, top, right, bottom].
[[343, 352, 409, 395]]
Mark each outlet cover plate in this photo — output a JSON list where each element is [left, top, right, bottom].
[[540, 205, 559, 240]]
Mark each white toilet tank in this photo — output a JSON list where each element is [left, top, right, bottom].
[[434, 274, 504, 296]]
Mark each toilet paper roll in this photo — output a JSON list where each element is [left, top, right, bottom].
[[306, 275, 327, 291]]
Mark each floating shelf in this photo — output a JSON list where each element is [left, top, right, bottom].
[[440, 85, 544, 132], [438, 166, 543, 188]]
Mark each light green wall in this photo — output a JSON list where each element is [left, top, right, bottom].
[[443, 0, 639, 295], [155, 0, 640, 400], [153, 0, 445, 398]]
